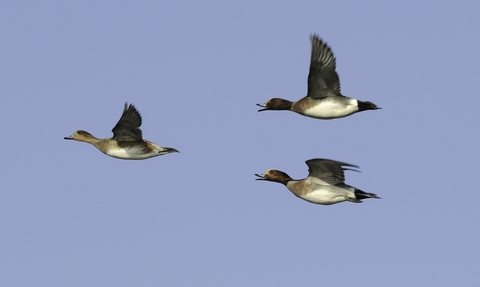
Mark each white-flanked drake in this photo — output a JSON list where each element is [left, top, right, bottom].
[[255, 158, 380, 205], [257, 35, 380, 119], [64, 103, 179, 160]]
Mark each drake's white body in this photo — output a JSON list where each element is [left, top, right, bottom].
[[299, 97, 359, 119], [287, 181, 356, 205]]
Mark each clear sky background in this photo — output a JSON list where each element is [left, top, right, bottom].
[[1, 1, 479, 286]]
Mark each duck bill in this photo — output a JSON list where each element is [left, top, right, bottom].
[[64, 135, 74, 140], [255, 173, 267, 180], [256, 103, 269, 112]]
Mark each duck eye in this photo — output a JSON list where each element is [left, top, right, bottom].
[[269, 170, 274, 174]]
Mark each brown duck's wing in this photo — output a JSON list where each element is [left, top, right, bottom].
[[305, 158, 359, 185], [112, 103, 143, 141], [307, 35, 342, 99]]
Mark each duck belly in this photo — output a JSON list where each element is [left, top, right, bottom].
[[298, 188, 354, 205], [300, 98, 358, 119], [106, 146, 153, 160]]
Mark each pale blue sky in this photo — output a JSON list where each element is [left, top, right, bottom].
[[1, 0, 479, 286]]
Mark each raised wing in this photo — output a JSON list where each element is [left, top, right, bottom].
[[112, 103, 143, 141], [307, 35, 342, 98]]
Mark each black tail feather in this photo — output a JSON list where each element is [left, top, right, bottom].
[[358, 100, 380, 111], [355, 189, 381, 200]]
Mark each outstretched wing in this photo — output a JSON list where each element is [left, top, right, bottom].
[[305, 158, 359, 185]]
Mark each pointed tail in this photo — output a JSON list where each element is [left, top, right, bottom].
[[358, 100, 381, 111], [355, 189, 381, 200]]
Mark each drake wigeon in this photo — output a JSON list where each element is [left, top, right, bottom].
[[64, 103, 179, 160], [257, 35, 380, 119], [255, 158, 380, 205]]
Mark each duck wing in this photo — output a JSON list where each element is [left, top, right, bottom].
[[305, 158, 359, 185], [112, 103, 143, 141], [307, 35, 342, 99]]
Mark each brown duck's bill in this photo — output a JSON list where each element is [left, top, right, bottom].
[[64, 135, 74, 140], [255, 173, 267, 180], [256, 103, 269, 111]]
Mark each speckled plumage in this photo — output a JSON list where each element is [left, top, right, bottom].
[[64, 103, 179, 160]]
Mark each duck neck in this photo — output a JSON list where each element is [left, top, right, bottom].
[[278, 175, 293, 186], [80, 135, 102, 145], [275, 99, 293, 110]]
